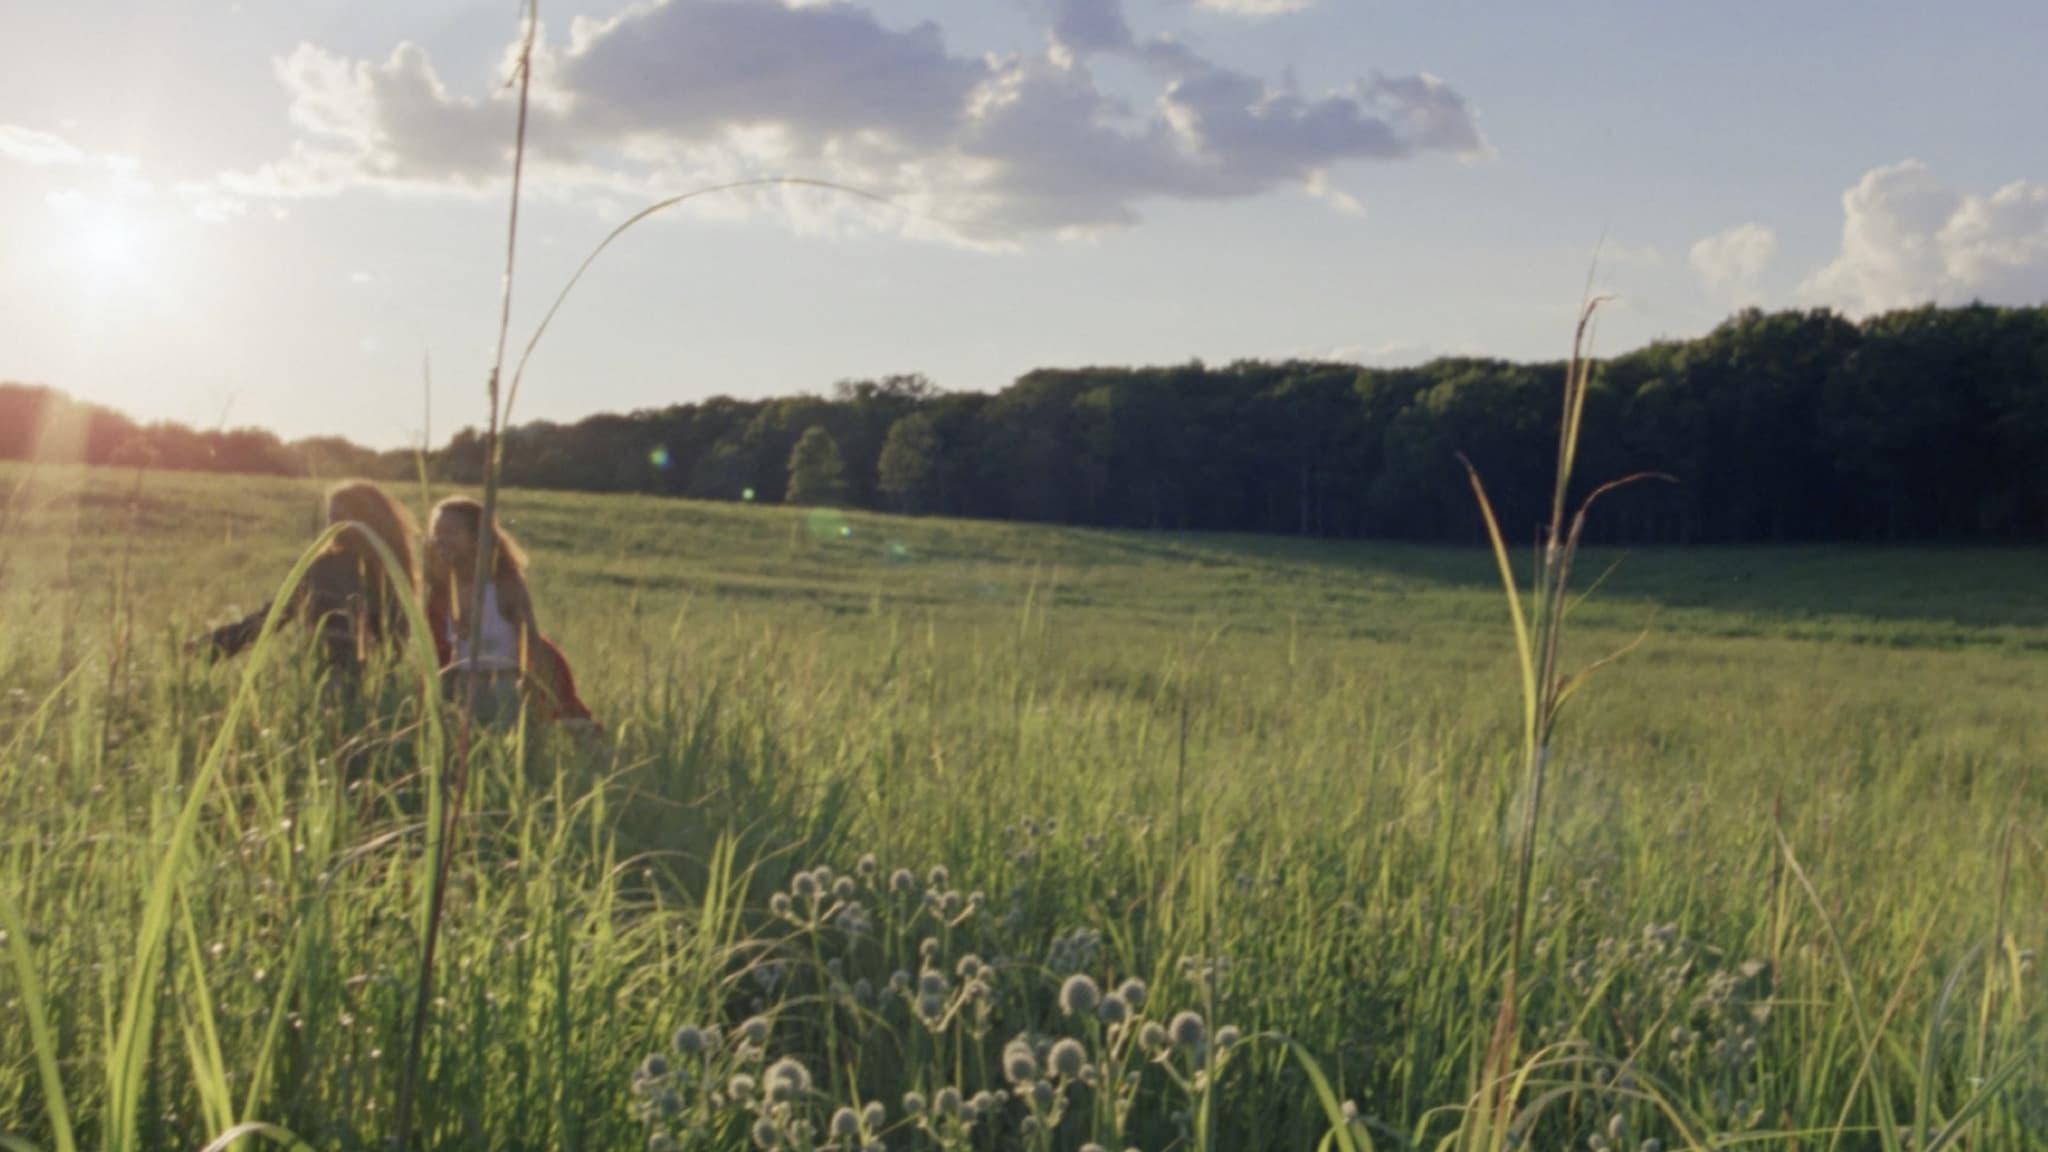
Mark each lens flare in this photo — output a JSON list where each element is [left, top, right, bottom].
[[805, 508, 849, 542], [648, 445, 671, 470]]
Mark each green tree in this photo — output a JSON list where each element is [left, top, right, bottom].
[[877, 412, 941, 513], [786, 426, 848, 507]]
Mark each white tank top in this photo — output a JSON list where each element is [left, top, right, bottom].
[[453, 583, 520, 671]]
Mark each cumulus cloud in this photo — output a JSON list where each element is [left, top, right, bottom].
[[1047, 0, 1136, 54], [1690, 222, 1777, 299], [214, 0, 1482, 241], [1802, 159, 2048, 313]]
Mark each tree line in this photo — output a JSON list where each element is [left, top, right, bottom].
[[0, 383, 405, 482], [8, 303, 2046, 544]]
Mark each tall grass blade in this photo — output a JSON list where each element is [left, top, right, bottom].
[[0, 878, 75, 1152]]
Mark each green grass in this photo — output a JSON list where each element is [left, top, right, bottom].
[[1, 461, 2044, 1151]]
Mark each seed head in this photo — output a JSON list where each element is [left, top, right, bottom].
[[1215, 1025, 1243, 1052], [1168, 1011, 1207, 1051], [928, 865, 950, 888], [1003, 1039, 1040, 1084], [639, 1054, 670, 1081], [934, 1087, 962, 1117], [1049, 1037, 1088, 1079], [728, 1073, 757, 1100], [751, 1117, 780, 1149], [1030, 1080, 1055, 1110], [889, 869, 916, 895], [769, 892, 793, 918], [1139, 1022, 1169, 1051], [792, 872, 821, 900], [671, 1025, 706, 1055], [862, 1101, 885, 1129], [1059, 974, 1102, 1017], [833, 876, 857, 902], [1117, 978, 1148, 1009], [919, 969, 950, 997], [739, 1015, 773, 1045], [902, 1091, 927, 1116], [857, 853, 878, 877], [1098, 993, 1130, 1025], [764, 1057, 812, 1101], [831, 1107, 861, 1140]]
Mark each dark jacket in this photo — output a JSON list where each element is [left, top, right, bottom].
[[205, 550, 410, 671]]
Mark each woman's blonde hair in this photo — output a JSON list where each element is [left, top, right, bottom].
[[326, 480, 421, 594], [430, 496, 529, 577]]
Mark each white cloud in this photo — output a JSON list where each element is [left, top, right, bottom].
[[1304, 170, 1364, 217], [1306, 339, 1425, 364], [216, 0, 1481, 242], [0, 124, 88, 167], [1690, 222, 1777, 299], [174, 180, 246, 223], [1802, 159, 2048, 313]]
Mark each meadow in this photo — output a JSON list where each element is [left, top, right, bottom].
[[1, 460, 2044, 1151]]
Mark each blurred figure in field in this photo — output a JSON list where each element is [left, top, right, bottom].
[[202, 480, 420, 675], [425, 496, 596, 731]]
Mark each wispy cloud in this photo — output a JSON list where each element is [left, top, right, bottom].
[[1690, 222, 1777, 301], [1304, 170, 1365, 217], [0, 124, 89, 167]]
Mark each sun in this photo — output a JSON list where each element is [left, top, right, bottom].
[[54, 194, 154, 286], [81, 213, 141, 275]]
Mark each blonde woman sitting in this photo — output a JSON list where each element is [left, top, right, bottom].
[[202, 480, 420, 678]]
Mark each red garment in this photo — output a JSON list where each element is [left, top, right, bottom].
[[532, 635, 597, 724]]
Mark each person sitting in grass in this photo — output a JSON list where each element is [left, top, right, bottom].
[[200, 479, 420, 676], [425, 495, 596, 731]]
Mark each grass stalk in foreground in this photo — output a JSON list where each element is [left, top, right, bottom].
[[390, 3, 536, 1147], [1458, 294, 1670, 1151]]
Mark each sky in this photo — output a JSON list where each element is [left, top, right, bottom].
[[2, 0, 2044, 448]]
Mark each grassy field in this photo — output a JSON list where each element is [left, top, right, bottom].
[[2, 461, 2044, 1151]]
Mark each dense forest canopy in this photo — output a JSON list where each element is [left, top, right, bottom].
[[6, 303, 2046, 544]]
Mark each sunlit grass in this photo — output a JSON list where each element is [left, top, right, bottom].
[[0, 460, 2043, 1150]]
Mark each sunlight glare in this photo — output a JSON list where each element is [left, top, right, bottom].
[[52, 193, 153, 287]]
